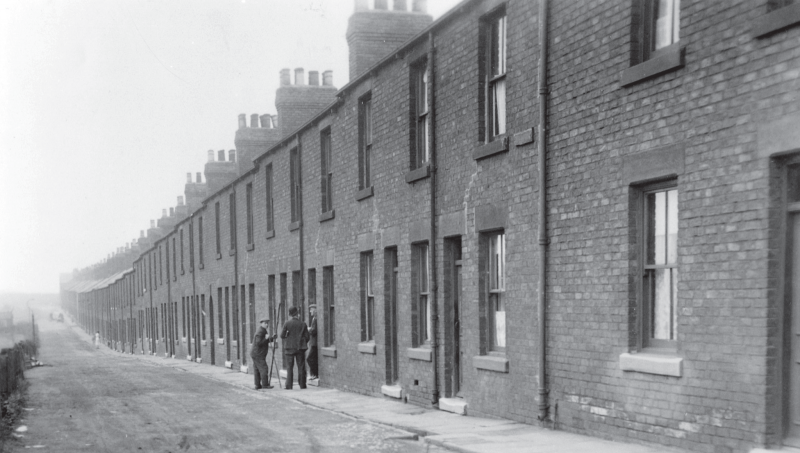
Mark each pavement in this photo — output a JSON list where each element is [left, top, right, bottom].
[[75, 324, 688, 453]]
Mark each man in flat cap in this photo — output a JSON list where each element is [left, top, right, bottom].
[[280, 306, 310, 389], [251, 318, 277, 390]]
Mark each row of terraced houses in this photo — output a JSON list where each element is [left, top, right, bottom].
[[60, 0, 800, 451]]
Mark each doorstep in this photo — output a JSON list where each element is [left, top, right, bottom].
[[438, 397, 467, 415]]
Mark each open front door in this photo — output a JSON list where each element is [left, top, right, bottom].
[[787, 188, 800, 447]]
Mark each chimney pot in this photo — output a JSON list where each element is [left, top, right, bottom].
[[309, 71, 320, 86], [394, 0, 408, 10], [170, 207, 175, 216], [186, 172, 192, 184], [355, 0, 368, 11], [294, 68, 305, 85], [218, 150, 225, 161], [238, 114, 246, 129], [412, 0, 427, 13], [162, 209, 167, 218], [280, 68, 291, 85], [178, 196, 184, 206], [374, 0, 388, 9], [260, 114, 272, 129], [251, 113, 259, 127], [208, 150, 215, 162], [196, 172, 202, 183], [229, 150, 236, 162], [150, 220, 155, 228], [140, 230, 145, 238], [323, 70, 333, 86]]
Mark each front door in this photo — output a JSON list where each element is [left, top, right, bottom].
[[445, 238, 463, 397], [787, 195, 800, 447]]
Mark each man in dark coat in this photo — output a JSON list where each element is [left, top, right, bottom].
[[306, 304, 318, 379], [280, 306, 310, 389], [250, 319, 276, 390]]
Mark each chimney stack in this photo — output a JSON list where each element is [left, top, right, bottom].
[[346, 0, 432, 80], [295, 68, 305, 85], [280, 68, 291, 85], [251, 114, 259, 127], [208, 150, 215, 162], [238, 114, 247, 129], [276, 68, 337, 137], [309, 70, 320, 86]]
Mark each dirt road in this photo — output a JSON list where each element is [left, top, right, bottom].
[[5, 321, 443, 452]]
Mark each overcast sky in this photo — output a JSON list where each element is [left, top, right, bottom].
[[0, 0, 460, 294]]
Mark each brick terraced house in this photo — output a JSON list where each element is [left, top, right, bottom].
[[60, 0, 800, 451]]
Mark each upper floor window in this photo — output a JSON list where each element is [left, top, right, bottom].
[[180, 228, 185, 274], [483, 10, 506, 141], [412, 59, 429, 169], [229, 192, 236, 251], [323, 266, 335, 347], [172, 237, 177, 281], [320, 128, 333, 213], [640, 182, 678, 349], [638, 0, 680, 62], [290, 147, 301, 223], [358, 94, 373, 190], [215, 201, 221, 256], [246, 183, 254, 245], [265, 163, 274, 233], [198, 216, 204, 267]]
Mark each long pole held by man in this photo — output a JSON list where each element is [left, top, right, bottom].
[[250, 318, 277, 390]]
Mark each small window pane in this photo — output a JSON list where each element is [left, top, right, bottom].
[[654, 0, 679, 50], [667, 189, 678, 264]]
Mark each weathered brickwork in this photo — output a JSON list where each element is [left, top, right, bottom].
[[61, 0, 800, 451]]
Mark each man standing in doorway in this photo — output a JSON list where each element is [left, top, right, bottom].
[[307, 304, 318, 380], [251, 318, 277, 390], [280, 306, 309, 389]]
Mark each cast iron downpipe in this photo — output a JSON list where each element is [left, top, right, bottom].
[[232, 190, 242, 367], [428, 31, 440, 406], [191, 216, 199, 361], [298, 135, 306, 324], [537, 0, 550, 422]]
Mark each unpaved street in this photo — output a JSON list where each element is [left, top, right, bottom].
[[5, 321, 444, 452]]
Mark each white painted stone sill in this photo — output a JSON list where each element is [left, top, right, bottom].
[[358, 341, 376, 354], [473, 354, 509, 373], [381, 384, 403, 399], [407, 347, 432, 362], [321, 346, 337, 358], [619, 352, 682, 377]]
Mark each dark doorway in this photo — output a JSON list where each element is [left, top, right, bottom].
[[384, 248, 399, 384], [444, 237, 463, 397]]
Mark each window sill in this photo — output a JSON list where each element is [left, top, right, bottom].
[[216, 253, 222, 260], [355, 186, 374, 201], [232, 340, 238, 347], [358, 341, 376, 354], [198, 263, 204, 270], [619, 352, 682, 377], [217, 338, 225, 345], [473, 136, 509, 160], [246, 243, 255, 251], [181, 270, 185, 275], [201, 340, 207, 346], [319, 210, 335, 223], [753, 3, 800, 38], [514, 128, 534, 146], [266, 230, 275, 239], [620, 44, 685, 87], [321, 346, 337, 358], [473, 354, 509, 373], [405, 163, 430, 183], [289, 221, 301, 232], [182, 337, 187, 344], [407, 347, 432, 362], [228, 249, 236, 256]]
